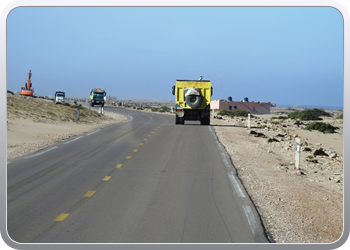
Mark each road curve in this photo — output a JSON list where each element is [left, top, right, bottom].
[[7, 107, 269, 243]]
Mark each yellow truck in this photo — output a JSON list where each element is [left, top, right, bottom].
[[172, 78, 213, 125]]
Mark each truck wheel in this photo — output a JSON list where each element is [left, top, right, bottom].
[[175, 115, 180, 124], [185, 95, 202, 108], [201, 117, 210, 125], [180, 117, 185, 124]]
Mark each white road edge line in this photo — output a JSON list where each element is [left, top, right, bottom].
[[220, 152, 231, 168], [209, 125, 260, 238], [63, 136, 84, 144], [23, 146, 58, 159], [216, 140, 222, 151], [87, 129, 100, 135], [243, 205, 260, 236], [209, 127, 244, 197], [208, 127, 223, 150], [123, 115, 133, 122], [228, 171, 245, 198]]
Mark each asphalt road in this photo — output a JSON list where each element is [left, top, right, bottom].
[[7, 107, 269, 244]]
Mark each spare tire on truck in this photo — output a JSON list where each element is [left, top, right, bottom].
[[185, 95, 202, 108]]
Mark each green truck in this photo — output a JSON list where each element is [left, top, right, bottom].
[[172, 79, 213, 125], [89, 88, 106, 107]]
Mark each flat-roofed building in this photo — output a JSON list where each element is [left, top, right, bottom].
[[211, 98, 271, 114]]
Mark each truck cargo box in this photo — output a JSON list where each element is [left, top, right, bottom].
[[174, 80, 212, 109]]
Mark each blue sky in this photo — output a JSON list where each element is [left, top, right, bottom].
[[6, 7, 343, 107]]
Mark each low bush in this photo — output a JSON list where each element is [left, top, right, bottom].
[[271, 116, 288, 120], [151, 108, 159, 112], [288, 108, 331, 121], [159, 106, 171, 112], [310, 108, 331, 117], [233, 110, 250, 117], [288, 110, 320, 120], [217, 109, 232, 116], [305, 122, 337, 133], [217, 109, 251, 117]]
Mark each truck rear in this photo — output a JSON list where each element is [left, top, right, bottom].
[[172, 79, 212, 125]]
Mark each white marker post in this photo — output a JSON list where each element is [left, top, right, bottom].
[[99, 104, 104, 114], [295, 138, 301, 170], [247, 113, 251, 129]]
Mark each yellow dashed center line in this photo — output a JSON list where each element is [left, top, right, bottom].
[[103, 176, 111, 181], [84, 191, 96, 197], [53, 124, 164, 224], [55, 213, 69, 221]]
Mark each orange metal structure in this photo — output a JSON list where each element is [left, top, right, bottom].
[[21, 70, 34, 96]]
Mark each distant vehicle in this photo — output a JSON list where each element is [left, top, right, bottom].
[[54, 91, 65, 104], [172, 78, 213, 125], [21, 70, 34, 96], [89, 88, 106, 107]]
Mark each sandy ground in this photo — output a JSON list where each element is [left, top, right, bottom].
[[7, 111, 128, 160], [210, 113, 343, 243], [6, 107, 343, 244]]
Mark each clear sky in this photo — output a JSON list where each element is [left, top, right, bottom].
[[6, 6, 343, 107]]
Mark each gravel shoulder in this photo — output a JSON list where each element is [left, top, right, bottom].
[[7, 93, 344, 243]]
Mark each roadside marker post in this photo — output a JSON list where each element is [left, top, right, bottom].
[[99, 104, 104, 114], [247, 113, 251, 129], [295, 138, 301, 170]]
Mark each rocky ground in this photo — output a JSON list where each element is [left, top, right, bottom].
[[7, 93, 344, 243], [211, 108, 343, 243]]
